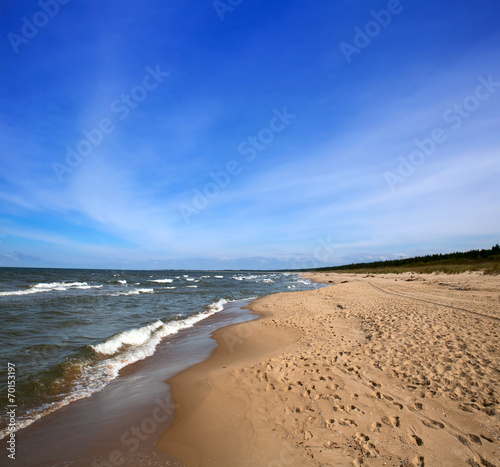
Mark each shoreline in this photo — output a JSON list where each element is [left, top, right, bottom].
[[157, 271, 500, 466], [8, 299, 259, 466], [157, 294, 312, 466]]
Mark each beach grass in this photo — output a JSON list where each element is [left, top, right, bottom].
[[321, 258, 500, 275], [298, 245, 500, 275]]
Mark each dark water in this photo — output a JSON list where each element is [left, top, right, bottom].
[[0, 268, 318, 439]]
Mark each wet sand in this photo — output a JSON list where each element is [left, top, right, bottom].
[[158, 272, 500, 466], [11, 301, 255, 467]]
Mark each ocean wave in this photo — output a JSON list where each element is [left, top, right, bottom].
[[231, 275, 264, 281], [108, 288, 154, 296], [186, 285, 198, 288], [0, 298, 230, 441], [149, 279, 173, 283], [296, 279, 311, 285], [91, 320, 166, 355], [33, 281, 89, 289], [0, 289, 52, 297], [207, 298, 228, 313], [92, 298, 228, 358], [0, 282, 102, 297], [214, 275, 224, 278]]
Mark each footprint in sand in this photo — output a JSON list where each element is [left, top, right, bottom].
[[346, 405, 363, 415], [371, 422, 382, 432], [410, 434, 424, 446], [391, 416, 400, 427], [458, 435, 471, 446], [421, 419, 444, 429], [467, 434, 482, 445], [382, 416, 400, 427], [339, 418, 357, 427]]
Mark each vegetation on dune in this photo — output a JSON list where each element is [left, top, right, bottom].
[[302, 245, 500, 275]]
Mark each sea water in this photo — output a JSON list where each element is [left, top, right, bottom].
[[0, 268, 319, 439]]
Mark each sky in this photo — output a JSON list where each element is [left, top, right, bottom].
[[0, 0, 499, 270]]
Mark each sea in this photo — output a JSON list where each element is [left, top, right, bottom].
[[0, 267, 320, 441]]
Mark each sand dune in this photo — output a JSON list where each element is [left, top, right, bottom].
[[158, 272, 500, 466]]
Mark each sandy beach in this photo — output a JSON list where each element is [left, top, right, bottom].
[[158, 272, 500, 466]]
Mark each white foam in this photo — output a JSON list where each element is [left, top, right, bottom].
[[0, 289, 47, 296], [33, 281, 88, 289], [118, 280, 127, 285], [0, 298, 231, 441], [214, 275, 224, 278], [104, 296, 226, 349], [91, 320, 165, 355], [207, 298, 228, 313], [186, 285, 198, 288], [296, 279, 311, 285], [186, 278, 195, 281], [109, 288, 154, 296], [0, 282, 101, 297], [149, 279, 173, 283], [231, 275, 261, 281], [92, 298, 228, 357]]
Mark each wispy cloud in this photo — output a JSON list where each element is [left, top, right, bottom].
[[0, 1, 499, 268]]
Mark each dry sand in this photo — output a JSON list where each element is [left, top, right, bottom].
[[157, 272, 500, 466]]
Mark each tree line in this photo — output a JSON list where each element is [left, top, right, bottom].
[[305, 244, 500, 272]]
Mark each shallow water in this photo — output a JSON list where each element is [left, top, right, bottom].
[[0, 267, 319, 438]]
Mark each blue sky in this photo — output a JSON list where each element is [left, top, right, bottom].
[[1, 0, 499, 269]]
